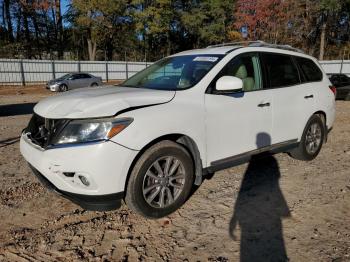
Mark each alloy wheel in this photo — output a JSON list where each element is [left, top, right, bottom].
[[142, 156, 186, 208], [305, 123, 322, 155]]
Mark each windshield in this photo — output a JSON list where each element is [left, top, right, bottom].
[[57, 73, 72, 80], [122, 55, 223, 90]]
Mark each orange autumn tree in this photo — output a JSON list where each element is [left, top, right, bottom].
[[233, 0, 290, 43]]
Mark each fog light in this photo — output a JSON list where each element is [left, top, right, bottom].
[[78, 175, 90, 186]]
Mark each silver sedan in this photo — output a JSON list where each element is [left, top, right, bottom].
[[46, 73, 103, 92]]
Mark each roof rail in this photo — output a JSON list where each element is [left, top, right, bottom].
[[207, 40, 304, 54], [207, 41, 265, 48]]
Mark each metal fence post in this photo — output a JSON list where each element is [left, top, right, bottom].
[[105, 62, 109, 82], [125, 61, 129, 79], [77, 61, 81, 72], [19, 59, 26, 86], [51, 60, 56, 79]]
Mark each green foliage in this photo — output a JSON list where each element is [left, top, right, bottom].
[[181, 0, 235, 47], [0, 0, 349, 60]]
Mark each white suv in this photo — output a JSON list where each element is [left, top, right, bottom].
[[20, 42, 336, 218]]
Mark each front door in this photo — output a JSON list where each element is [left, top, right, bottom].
[[205, 52, 273, 165]]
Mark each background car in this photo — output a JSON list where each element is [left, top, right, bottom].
[[328, 73, 350, 100], [46, 73, 102, 92]]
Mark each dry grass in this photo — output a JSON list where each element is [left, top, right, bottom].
[[0, 80, 123, 96]]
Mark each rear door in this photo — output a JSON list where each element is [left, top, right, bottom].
[[81, 73, 93, 87], [261, 53, 317, 144]]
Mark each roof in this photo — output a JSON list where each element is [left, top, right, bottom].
[[172, 41, 306, 57], [173, 46, 241, 56]]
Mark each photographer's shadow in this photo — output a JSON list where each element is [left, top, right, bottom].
[[230, 133, 290, 262]]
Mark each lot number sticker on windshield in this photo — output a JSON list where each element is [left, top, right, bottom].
[[193, 57, 218, 62]]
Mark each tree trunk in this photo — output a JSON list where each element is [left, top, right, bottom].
[[16, 7, 21, 42], [87, 39, 97, 61], [31, 14, 42, 59], [166, 31, 171, 56], [43, 8, 52, 58], [319, 21, 326, 60], [4, 0, 14, 42], [22, 3, 32, 58], [51, 5, 57, 41], [55, 0, 64, 58]]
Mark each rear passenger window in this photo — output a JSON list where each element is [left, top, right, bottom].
[[261, 53, 300, 88], [295, 57, 323, 82], [81, 74, 91, 78]]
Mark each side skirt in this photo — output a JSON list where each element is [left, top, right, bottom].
[[205, 139, 299, 174]]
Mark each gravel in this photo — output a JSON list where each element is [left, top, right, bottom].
[[0, 89, 349, 261]]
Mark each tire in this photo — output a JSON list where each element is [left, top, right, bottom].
[[289, 114, 325, 161], [59, 84, 68, 92], [91, 82, 98, 87], [125, 140, 194, 218]]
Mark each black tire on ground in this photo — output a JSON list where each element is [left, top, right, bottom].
[[125, 140, 194, 219], [289, 114, 325, 161], [91, 82, 98, 87], [59, 84, 68, 92]]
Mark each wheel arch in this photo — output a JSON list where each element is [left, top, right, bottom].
[[313, 110, 328, 142], [123, 133, 204, 195], [300, 111, 327, 144]]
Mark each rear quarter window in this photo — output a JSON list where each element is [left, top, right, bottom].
[[295, 57, 323, 82]]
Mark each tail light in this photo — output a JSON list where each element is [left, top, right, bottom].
[[329, 86, 336, 97]]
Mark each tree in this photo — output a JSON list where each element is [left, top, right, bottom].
[[71, 0, 130, 61], [3, 0, 14, 42], [234, 0, 289, 43], [181, 0, 235, 47], [55, 0, 64, 58], [318, 0, 343, 60]]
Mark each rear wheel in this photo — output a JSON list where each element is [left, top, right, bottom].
[[125, 140, 194, 218], [59, 84, 68, 92], [289, 114, 325, 161]]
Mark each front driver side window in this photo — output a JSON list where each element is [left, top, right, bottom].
[[214, 53, 263, 92]]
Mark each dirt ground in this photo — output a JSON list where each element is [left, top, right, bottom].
[[0, 87, 349, 261]]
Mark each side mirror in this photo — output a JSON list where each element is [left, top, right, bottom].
[[216, 76, 243, 92]]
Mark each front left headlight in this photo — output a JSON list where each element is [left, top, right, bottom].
[[52, 117, 133, 145]]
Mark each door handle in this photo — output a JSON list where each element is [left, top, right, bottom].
[[258, 102, 270, 107], [304, 95, 314, 99]]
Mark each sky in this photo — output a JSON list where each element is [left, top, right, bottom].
[[61, 0, 70, 16], [61, 0, 71, 26]]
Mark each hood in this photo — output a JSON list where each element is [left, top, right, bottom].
[[34, 86, 175, 119], [48, 78, 65, 84]]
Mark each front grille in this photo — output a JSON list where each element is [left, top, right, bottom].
[[24, 114, 68, 148]]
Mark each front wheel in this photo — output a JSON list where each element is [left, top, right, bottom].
[[125, 140, 194, 218], [59, 84, 68, 92], [289, 114, 325, 161]]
